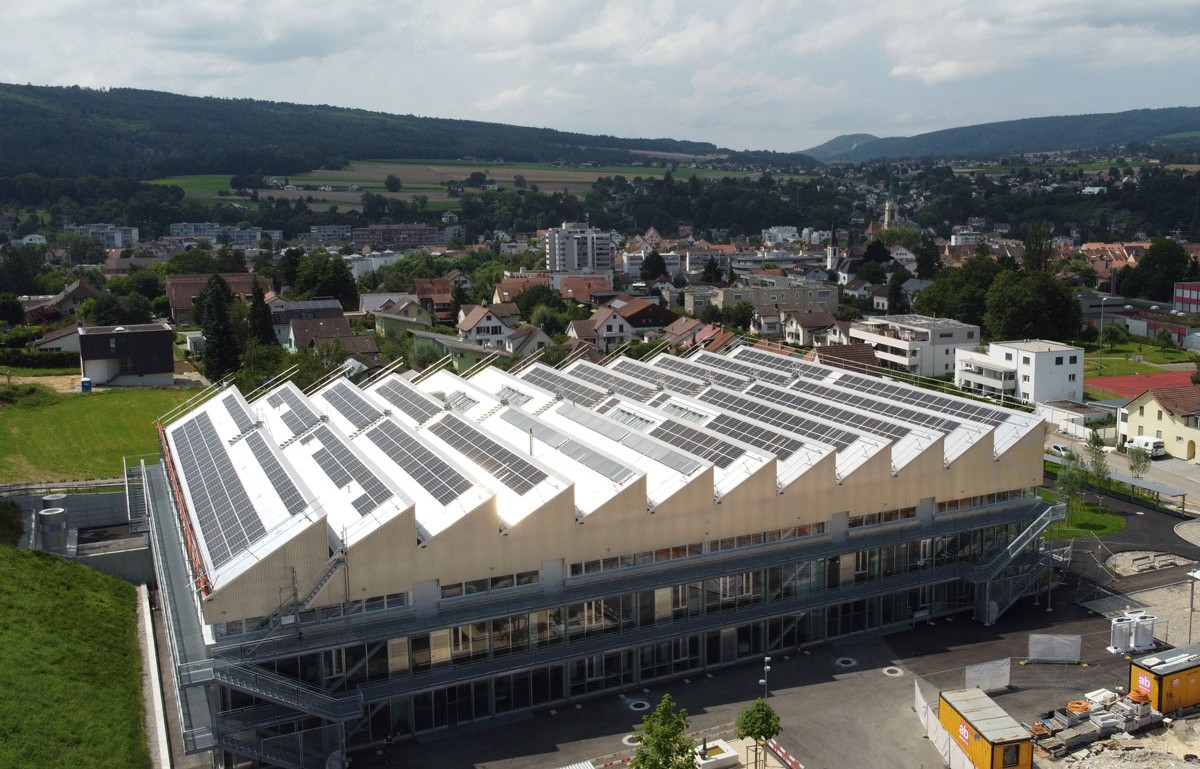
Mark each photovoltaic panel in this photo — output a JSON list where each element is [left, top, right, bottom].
[[746, 383, 912, 442], [610, 358, 705, 396], [311, 426, 394, 515], [323, 381, 382, 429], [373, 378, 443, 425], [172, 412, 263, 569], [502, 409, 634, 483], [267, 387, 321, 437], [651, 355, 753, 391], [565, 362, 658, 401], [519, 365, 607, 406], [365, 420, 474, 505], [556, 403, 699, 474], [734, 347, 1009, 427], [697, 388, 860, 451], [428, 414, 549, 494], [649, 419, 745, 469], [223, 394, 255, 433], [708, 413, 805, 460], [690, 352, 794, 385], [790, 378, 962, 434], [559, 403, 631, 442], [244, 432, 307, 514]]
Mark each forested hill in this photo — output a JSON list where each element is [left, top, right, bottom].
[[0, 84, 818, 178], [804, 107, 1200, 162]]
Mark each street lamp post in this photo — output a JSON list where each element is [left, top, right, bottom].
[[1188, 569, 1200, 645], [758, 656, 772, 698], [1100, 295, 1109, 342]]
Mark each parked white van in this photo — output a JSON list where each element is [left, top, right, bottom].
[[1126, 435, 1166, 458]]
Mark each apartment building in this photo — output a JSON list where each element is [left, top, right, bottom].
[[850, 315, 979, 377], [540, 222, 614, 273], [955, 340, 1083, 405]]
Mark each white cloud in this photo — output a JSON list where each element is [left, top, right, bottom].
[[1, 0, 1197, 150]]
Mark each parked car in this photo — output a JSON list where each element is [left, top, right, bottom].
[[1048, 443, 1075, 459]]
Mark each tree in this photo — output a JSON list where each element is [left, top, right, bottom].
[[1055, 456, 1087, 525], [0, 293, 23, 327], [641, 250, 667, 282], [702, 257, 722, 283], [514, 283, 565, 320], [1127, 446, 1152, 479], [293, 250, 358, 310], [247, 280, 276, 346], [735, 699, 781, 769], [530, 304, 566, 337], [1022, 221, 1053, 272], [855, 261, 886, 285], [914, 233, 940, 280], [887, 267, 912, 314], [197, 274, 240, 382], [1101, 321, 1128, 351], [1085, 429, 1109, 488], [723, 300, 755, 331], [630, 694, 693, 769], [983, 271, 1080, 342], [1135, 238, 1189, 301], [384, 174, 401, 193]]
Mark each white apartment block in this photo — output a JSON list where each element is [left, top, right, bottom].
[[955, 340, 1083, 405], [849, 315, 979, 377], [540, 222, 613, 272], [63, 223, 139, 247]]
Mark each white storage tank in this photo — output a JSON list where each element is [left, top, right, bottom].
[[41, 493, 67, 510], [38, 507, 68, 553], [1110, 616, 1135, 652], [1133, 615, 1157, 650]]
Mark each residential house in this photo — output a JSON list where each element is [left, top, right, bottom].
[[413, 278, 456, 324], [713, 281, 837, 314], [270, 298, 345, 347], [557, 276, 613, 305], [842, 279, 876, 302], [569, 306, 633, 353], [662, 316, 705, 348], [955, 340, 1083, 405], [444, 270, 472, 294], [492, 275, 549, 304], [30, 324, 81, 353], [165, 273, 272, 325], [804, 343, 879, 375], [21, 279, 103, 323], [359, 293, 419, 315], [1119, 385, 1200, 459], [503, 324, 553, 357], [784, 309, 837, 347], [605, 294, 679, 331], [78, 322, 174, 386], [457, 306, 515, 347], [287, 316, 379, 355], [849, 314, 979, 377]]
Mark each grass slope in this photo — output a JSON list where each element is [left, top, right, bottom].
[[0, 547, 149, 769], [0, 386, 195, 482]]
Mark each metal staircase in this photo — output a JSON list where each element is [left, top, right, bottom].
[[124, 459, 149, 534], [968, 503, 1069, 624], [212, 663, 363, 722], [970, 503, 1065, 583], [297, 550, 347, 611]]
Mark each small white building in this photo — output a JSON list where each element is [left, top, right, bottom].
[[849, 314, 979, 377], [955, 339, 1083, 405]]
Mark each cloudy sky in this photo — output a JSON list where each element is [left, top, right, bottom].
[[6, 0, 1199, 152]]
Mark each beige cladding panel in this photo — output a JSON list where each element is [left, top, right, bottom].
[[340, 510, 418, 605], [201, 517, 331, 625]]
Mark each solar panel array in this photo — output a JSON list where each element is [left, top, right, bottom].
[[690, 353, 794, 385], [730, 348, 813, 376], [557, 404, 700, 475], [566, 362, 658, 401], [733, 347, 1009, 428], [611, 358, 705, 396], [244, 432, 307, 513], [267, 387, 321, 437], [365, 420, 474, 505], [790, 378, 962, 434], [496, 385, 532, 407], [172, 413, 263, 569], [373, 378, 443, 425], [311, 426, 394, 515], [223, 394, 255, 433], [323, 381, 382, 429], [708, 413, 806, 460], [829, 375, 1009, 427], [501, 409, 634, 483], [652, 355, 753, 391], [428, 414, 549, 494], [697, 388, 860, 451], [747, 383, 912, 442], [649, 419, 745, 469], [520, 366, 607, 407]]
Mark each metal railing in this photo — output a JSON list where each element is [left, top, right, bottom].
[[214, 662, 363, 721]]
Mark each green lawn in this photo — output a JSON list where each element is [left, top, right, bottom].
[[1046, 500, 1127, 539], [0, 547, 149, 769], [0, 386, 196, 482], [147, 173, 233, 196], [1, 365, 80, 377]]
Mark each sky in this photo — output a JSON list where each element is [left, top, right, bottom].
[[5, 0, 1200, 153]]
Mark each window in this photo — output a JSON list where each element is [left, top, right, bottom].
[[1158, 410, 1163, 421], [1069, 355, 1077, 364], [967, 331, 975, 339], [1004, 352, 1013, 361], [1156, 430, 1163, 439], [1022, 356, 1031, 365], [1139, 406, 1145, 416], [1022, 374, 1030, 383], [1068, 374, 1077, 382], [1055, 356, 1063, 365]]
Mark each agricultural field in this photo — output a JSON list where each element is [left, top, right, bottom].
[[0, 385, 196, 483], [152, 159, 790, 210]]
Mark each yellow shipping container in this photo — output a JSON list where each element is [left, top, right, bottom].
[[938, 689, 1032, 769], [1129, 642, 1200, 714]]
